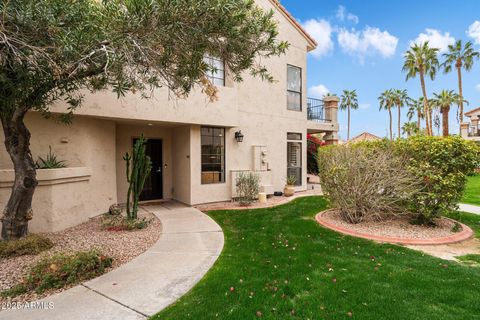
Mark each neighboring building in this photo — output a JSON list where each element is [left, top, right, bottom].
[[460, 108, 480, 142], [0, 0, 339, 232], [347, 132, 382, 144]]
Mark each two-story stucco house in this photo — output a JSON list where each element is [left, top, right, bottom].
[[0, 0, 339, 232], [461, 108, 480, 143]]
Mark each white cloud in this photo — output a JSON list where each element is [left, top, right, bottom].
[[302, 19, 334, 59], [467, 21, 480, 44], [411, 29, 455, 53], [337, 26, 398, 59], [359, 103, 371, 110], [308, 84, 330, 98], [335, 5, 359, 24], [475, 83, 480, 92]]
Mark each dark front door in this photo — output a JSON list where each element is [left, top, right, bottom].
[[134, 138, 163, 201]]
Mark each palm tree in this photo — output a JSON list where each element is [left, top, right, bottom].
[[340, 90, 359, 140], [407, 97, 424, 129], [402, 121, 419, 137], [431, 90, 467, 136], [441, 40, 479, 123], [378, 89, 395, 139], [392, 89, 409, 138], [402, 42, 439, 136]]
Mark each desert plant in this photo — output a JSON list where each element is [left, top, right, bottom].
[[1, 250, 112, 297], [378, 89, 395, 140], [317, 145, 421, 224], [403, 42, 439, 136], [35, 146, 66, 169], [340, 90, 359, 141], [441, 40, 479, 122], [102, 214, 150, 231], [236, 172, 260, 206], [430, 90, 466, 136], [124, 135, 152, 220], [392, 89, 409, 138], [286, 175, 297, 186], [0, 234, 53, 258]]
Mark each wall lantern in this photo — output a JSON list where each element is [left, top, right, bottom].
[[234, 130, 244, 142]]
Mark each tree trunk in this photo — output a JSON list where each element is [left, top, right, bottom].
[[417, 111, 421, 130], [389, 108, 393, 140], [457, 65, 463, 123], [442, 105, 450, 137], [0, 109, 37, 240], [347, 107, 350, 140], [419, 72, 431, 136], [397, 104, 401, 139]]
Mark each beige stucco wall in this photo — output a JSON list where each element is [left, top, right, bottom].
[[0, 0, 338, 228], [0, 113, 116, 232], [115, 123, 174, 203], [172, 126, 192, 204]]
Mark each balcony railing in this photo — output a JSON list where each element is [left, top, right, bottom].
[[307, 97, 329, 122]]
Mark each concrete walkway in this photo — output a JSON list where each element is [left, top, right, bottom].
[[458, 203, 480, 215], [1, 202, 224, 320]]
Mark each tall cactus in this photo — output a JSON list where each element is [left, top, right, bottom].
[[123, 134, 152, 219]]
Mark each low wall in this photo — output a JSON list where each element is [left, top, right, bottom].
[[0, 167, 93, 233]]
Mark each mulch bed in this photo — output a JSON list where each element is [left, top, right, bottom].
[[0, 208, 161, 305], [316, 209, 473, 245]]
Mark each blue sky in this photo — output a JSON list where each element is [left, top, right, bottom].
[[281, 0, 480, 140]]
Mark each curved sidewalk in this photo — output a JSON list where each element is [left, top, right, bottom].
[[1, 202, 224, 320]]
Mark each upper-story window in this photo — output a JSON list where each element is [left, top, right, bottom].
[[287, 64, 302, 111], [204, 55, 225, 87]]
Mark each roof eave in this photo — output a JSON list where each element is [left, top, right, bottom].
[[268, 0, 318, 52]]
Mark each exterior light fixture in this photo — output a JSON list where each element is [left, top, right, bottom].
[[234, 130, 244, 142]]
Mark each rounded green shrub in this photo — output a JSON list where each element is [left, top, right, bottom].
[[397, 135, 480, 223]]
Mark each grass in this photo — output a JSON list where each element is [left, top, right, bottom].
[[461, 174, 480, 206], [153, 197, 480, 320], [457, 255, 480, 266]]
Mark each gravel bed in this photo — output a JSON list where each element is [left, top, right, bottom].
[[322, 210, 459, 240], [0, 208, 161, 305]]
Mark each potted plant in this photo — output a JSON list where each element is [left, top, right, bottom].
[[284, 175, 296, 197]]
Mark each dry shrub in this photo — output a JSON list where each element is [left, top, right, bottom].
[[318, 146, 421, 224]]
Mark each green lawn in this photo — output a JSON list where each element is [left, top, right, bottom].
[[462, 174, 480, 206], [153, 197, 480, 320]]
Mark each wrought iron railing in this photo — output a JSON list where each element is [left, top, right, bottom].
[[307, 97, 329, 122]]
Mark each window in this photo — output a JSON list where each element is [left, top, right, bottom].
[[204, 55, 225, 87], [287, 65, 302, 111], [201, 127, 225, 184], [287, 132, 302, 140], [287, 132, 302, 186]]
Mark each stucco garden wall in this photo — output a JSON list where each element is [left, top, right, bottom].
[[0, 113, 116, 232]]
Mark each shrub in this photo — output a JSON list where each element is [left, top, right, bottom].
[[1, 251, 112, 297], [317, 145, 421, 223], [102, 214, 150, 231], [352, 136, 480, 224], [235, 172, 260, 206], [396, 135, 480, 224], [0, 234, 53, 258]]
